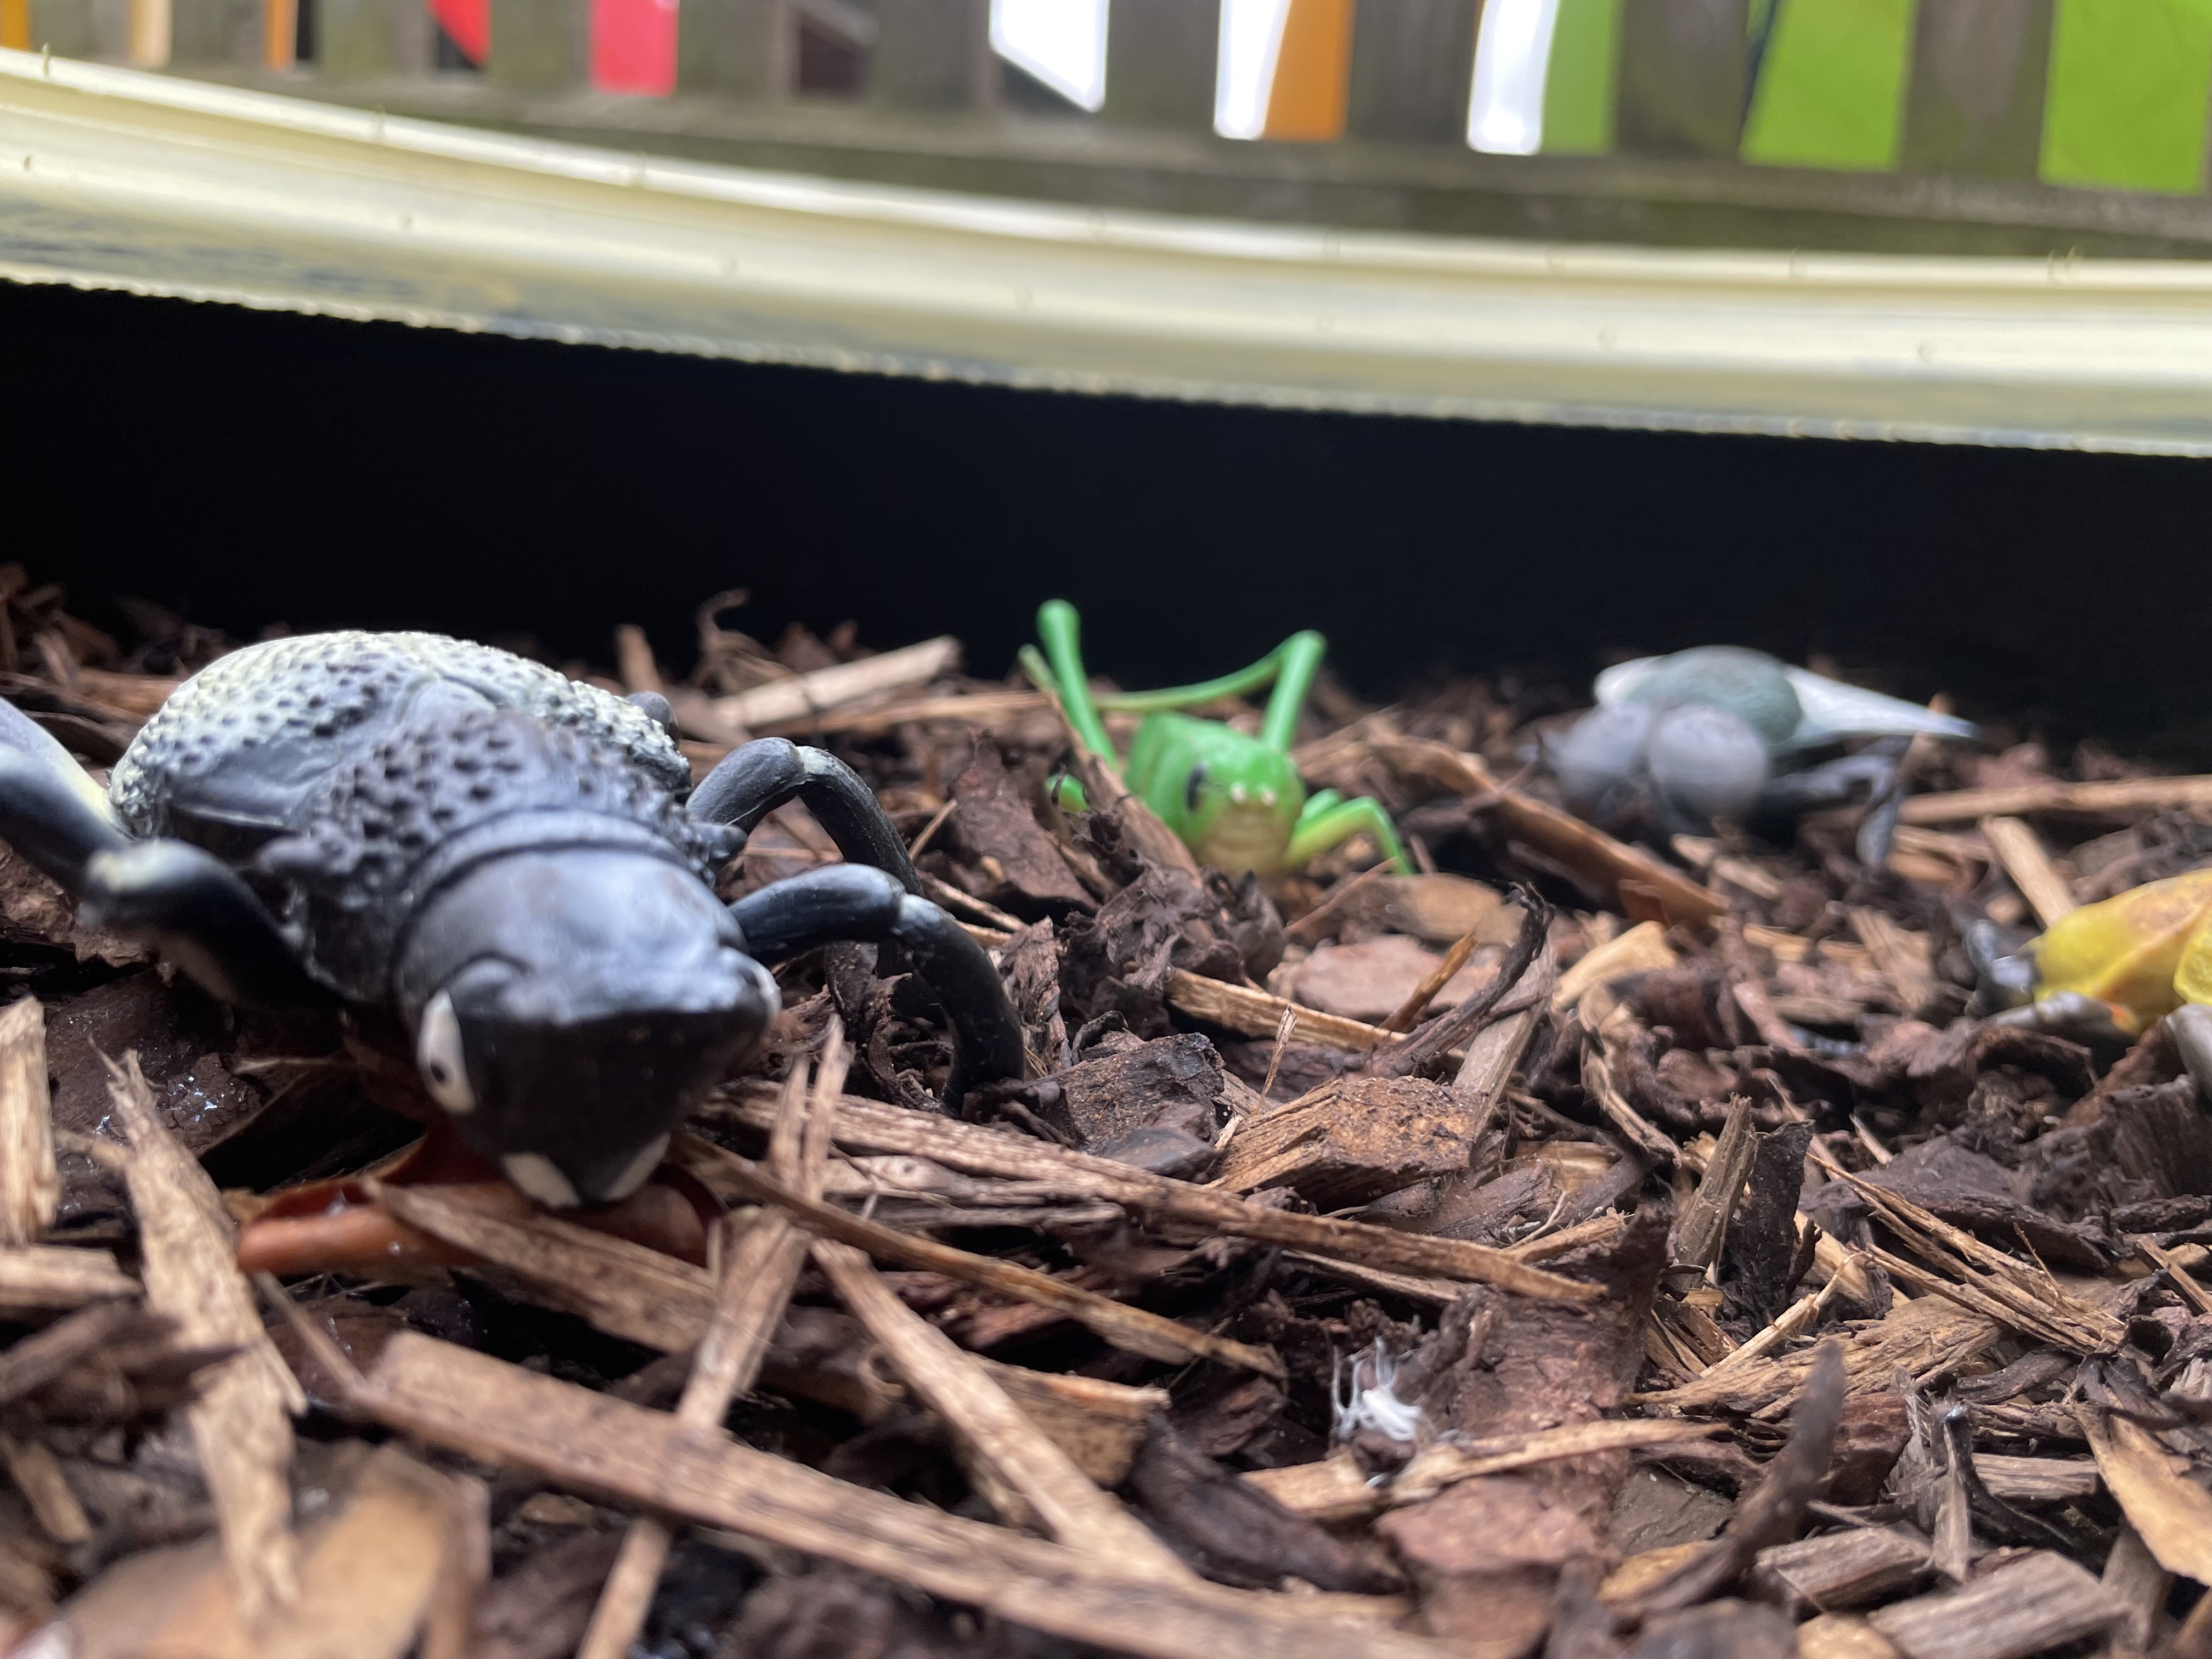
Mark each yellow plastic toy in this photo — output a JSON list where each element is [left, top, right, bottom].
[[2029, 867, 2212, 1034]]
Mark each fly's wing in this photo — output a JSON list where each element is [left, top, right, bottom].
[[111, 631, 686, 857], [1593, 656, 1663, 707], [1780, 668, 1979, 751]]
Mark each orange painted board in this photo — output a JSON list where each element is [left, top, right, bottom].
[[1262, 0, 1355, 142]]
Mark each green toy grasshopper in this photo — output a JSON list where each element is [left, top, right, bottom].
[[1018, 600, 1409, 878]]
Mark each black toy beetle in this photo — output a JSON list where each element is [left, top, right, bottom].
[[0, 631, 1025, 1207]]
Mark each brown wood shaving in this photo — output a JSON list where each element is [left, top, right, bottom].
[[106, 1051, 303, 1624], [1833, 1169, 2126, 1354], [351, 1332, 1451, 1659], [2081, 1408, 2212, 1587], [701, 1088, 1602, 1302], [578, 1030, 848, 1659], [0, 996, 54, 1246], [0, 1244, 136, 1311]]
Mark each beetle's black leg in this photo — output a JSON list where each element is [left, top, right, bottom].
[[0, 698, 132, 889], [727, 864, 1024, 1113], [82, 842, 329, 1009], [688, 739, 921, 894]]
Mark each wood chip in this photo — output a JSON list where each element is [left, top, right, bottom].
[[1, 1430, 93, 1543], [1582, 1046, 1679, 1167], [693, 1098, 1602, 1303], [1709, 856, 1784, 901], [1866, 1550, 2121, 1659], [0, 1244, 136, 1311], [707, 636, 961, 733], [1832, 1167, 2128, 1354], [46, 1447, 475, 1658], [1242, 1418, 1723, 1525], [0, 997, 54, 1246], [1900, 776, 2212, 823], [979, 1365, 1165, 1488], [1672, 1098, 1754, 1271], [2081, 1408, 2212, 1585], [645, 1146, 1291, 1374], [1026, 668, 1203, 879], [1165, 970, 1399, 1053], [1798, 1613, 1905, 1659], [797, 689, 1051, 738], [1553, 921, 1677, 1012], [108, 1052, 302, 1623], [353, 1333, 1454, 1659], [1978, 816, 2078, 928], [0, 1298, 152, 1408], [817, 1239, 1190, 1581], [1848, 909, 1937, 1015], [2100, 1521, 2169, 1653], [1744, 924, 1871, 969], [1451, 947, 1554, 1131], [1971, 1454, 2099, 1505], [1355, 738, 1724, 925], [1379, 923, 1485, 1031], [1634, 1294, 2001, 1416], [1752, 1527, 1931, 1614], [373, 1182, 726, 1355], [1215, 1076, 1486, 1206], [579, 1041, 843, 1659], [2137, 1235, 2212, 1316]]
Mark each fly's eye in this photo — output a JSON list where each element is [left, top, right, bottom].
[[416, 990, 476, 1115], [1184, 765, 1209, 814]]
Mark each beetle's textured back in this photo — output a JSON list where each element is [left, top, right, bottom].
[[258, 703, 732, 1000], [111, 631, 689, 843]]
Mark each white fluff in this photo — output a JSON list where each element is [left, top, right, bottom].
[[1332, 1339, 1425, 1445]]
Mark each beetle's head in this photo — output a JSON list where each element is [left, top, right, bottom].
[[396, 849, 776, 1206]]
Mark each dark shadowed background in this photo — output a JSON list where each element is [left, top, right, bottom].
[[5, 279, 2204, 760]]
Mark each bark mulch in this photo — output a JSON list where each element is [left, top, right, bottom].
[[1, 579, 2208, 1659]]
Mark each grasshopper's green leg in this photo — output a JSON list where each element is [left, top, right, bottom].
[[1258, 631, 1327, 754], [1283, 794, 1410, 873], [1091, 630, 1329, 727], [1020, 600, 1118, 766]]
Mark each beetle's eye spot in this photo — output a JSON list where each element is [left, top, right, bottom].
[[416, 990, 476, 1115], [1184, 765, 1208, 814]]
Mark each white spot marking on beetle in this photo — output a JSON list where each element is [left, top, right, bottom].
[[504, 1153, 581, 1209], [602, 1133, 672, 1202]]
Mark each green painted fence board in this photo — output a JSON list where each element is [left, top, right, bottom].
[[2041, 0, 2212, 193], [1740, 0, 1916, 171], [1542, 0, 1621, 154]]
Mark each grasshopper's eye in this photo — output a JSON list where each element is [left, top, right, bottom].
[[416, 990, 477, 1115], [1184, 765, 1208, 814]]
